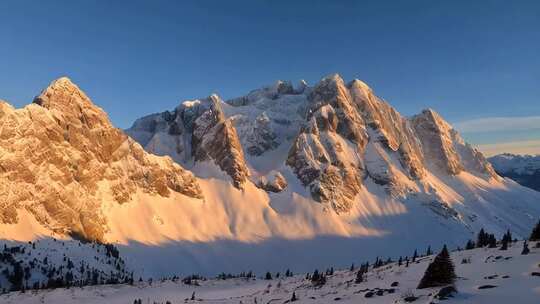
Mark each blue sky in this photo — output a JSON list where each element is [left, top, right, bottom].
[[1, 0, 539, 155]]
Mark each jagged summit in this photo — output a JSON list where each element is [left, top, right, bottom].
[[0, 77, 202, 241], [127, 93, 249, 189]]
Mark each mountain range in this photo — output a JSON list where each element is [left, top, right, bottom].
[[1, 75, 539, 276], [489, 153, 540, 192]]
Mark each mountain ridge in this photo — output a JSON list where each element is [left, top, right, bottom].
[[1, 74, 540, 276], [489, 153, 540, 191]]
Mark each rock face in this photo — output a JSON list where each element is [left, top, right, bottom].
[[286, 75, 496, 212], [0, 78, 202, 241], [127, 74, 502, 215], [349, 79, 425, 180], [223, 80, 308, 157], [256, 172, 288, 193], [127, 95, 249, 189], [489, 153, 540, 191], [287, 75, 367, 213], [411, 109, 497, 178]]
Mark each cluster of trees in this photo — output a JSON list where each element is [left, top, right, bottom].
[[0, 241, 130, 293], [355, 263, 369, 283], [263, 269, 293, 280], [417, 220, 540, 290], [309, 269, 327, 286], [463, 226, 537, 254]]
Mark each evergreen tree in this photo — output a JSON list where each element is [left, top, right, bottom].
[[488, 234, 497, 248], [350, 263, 355, 271], [529, 219, 540, 241], [291, 291, 297, 302], [426, 246, 432, 256], [398, 256, 402, 266], [355, 269, 364, 283], [264, 272, 272, 280], [311, 270, 326, 286], [521, 241, 530, 255], [504, 229, 513, 244], [500, 236, 509, 250], [477, 228, 487, 247], [417, 245, 457, 289], [412, 250, 418, 262], [465, 239, 475, 250]]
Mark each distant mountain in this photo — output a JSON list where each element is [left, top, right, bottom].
[[1, 75, 540, 277], [489, 153, 540, 191]]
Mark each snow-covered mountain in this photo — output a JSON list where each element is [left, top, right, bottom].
[[489, 153, 540, 191], [0, 78, 202, 242], [1, 75, 540, 278]]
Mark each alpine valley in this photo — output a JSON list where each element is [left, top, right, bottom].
[[1, 75, 539, 293]]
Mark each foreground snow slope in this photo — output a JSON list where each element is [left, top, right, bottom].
[[2, 241, 539, 304]]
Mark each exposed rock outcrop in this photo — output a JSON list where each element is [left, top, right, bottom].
[[0, 77, 202, 241], [287, 75, 367, 213], [411, 109, 497, 178], [256, 172, 288, 193], [348, 79, 425, 179], [127, 95, 249, 189]]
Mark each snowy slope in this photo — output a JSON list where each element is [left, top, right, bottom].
[[0, 237, 130, 292], [2, 240, 539, 303]]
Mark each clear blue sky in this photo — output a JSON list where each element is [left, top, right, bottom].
[[1, 1, 539, 154]]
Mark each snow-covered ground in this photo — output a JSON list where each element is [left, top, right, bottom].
[[0, 237, 130, 294], [2, 241, 539, 304]]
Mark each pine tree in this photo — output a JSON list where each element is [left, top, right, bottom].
[[398, 256, 402, 266], [311, 270, 320, 282], [350, 263, 355, 271], [412, 249, 418, 262], [488, 234, 497, 248], [504, 229, 513, 245], [355, 269, 364, 283], [426, 246, 432, 256], [521, 241, 530, 255], [265, 272, 272, 280], [417, 245, 457, 289], [500, 236, 508, 250], [465, 239, 475, 250], [477, 228, 487, 247], [529, 219, 540, 241], [291, 291, 297, 302]]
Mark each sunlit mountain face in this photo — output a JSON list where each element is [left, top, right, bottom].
[[1, 75, 539, 280]]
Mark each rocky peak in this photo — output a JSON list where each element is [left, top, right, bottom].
[[0, 77, 203, 241], [127, 94, 249, 189], [411, 108, 497, 178], [307, 74, 367, 146], [349, 80, 425, 179], [287, 74, 368, 213], [411, 109, 464, 175], [190, 95, 249, 189]]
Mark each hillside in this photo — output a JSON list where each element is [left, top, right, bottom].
[[1, 239, 539, 303]]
